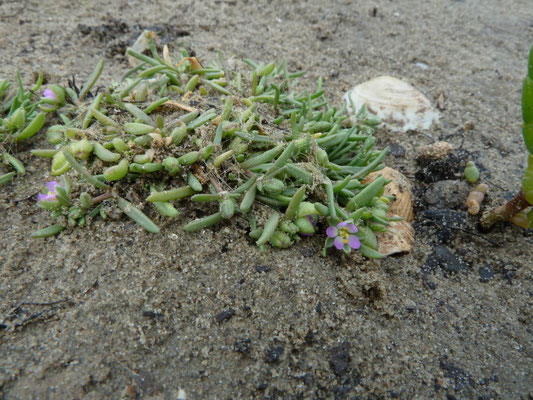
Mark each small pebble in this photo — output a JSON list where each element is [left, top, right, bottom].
[[329, 341, 351, 376], [215, 308, 235, 323], [389, 142, 406, 157], [254, 265, 271, 273], [424, 245, 468, 274], [478, 265, 495, 282], [234, 338, 251, 354], [265, 346, 284, 363], [424, 180, 470, 209]]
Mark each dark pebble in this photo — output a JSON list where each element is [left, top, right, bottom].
[[215, 308, 235, 323], [254, 265, 271, 273], [329, 341, 351, 376], [439, 356, 475, 391], [416, 209, 465, 244], [300, 246, 315, 257], [265, 346, 284, 363], [142, 310, 163, 319], [423, 245, 468, 275], [389, 142, 406, 157], [234, 338, 251, 354], [478, 265, 495, 282], [423, 276, 437, 290]]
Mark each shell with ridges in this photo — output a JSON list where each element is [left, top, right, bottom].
[[345, 75, 438, 132], [363, 167, 414, 222]]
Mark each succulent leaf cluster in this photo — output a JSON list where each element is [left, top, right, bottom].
[[3, 41, 396, 257]]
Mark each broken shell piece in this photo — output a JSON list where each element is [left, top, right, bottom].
[[466, 183, 488, 215], [364, 167, 414, 222], [417, 141, 452, 161], [377, 218, 414, 256], [345, 75, 438, 132]]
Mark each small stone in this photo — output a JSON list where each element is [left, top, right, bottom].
[[424, 245, 468, 275], [234, 338, 251, 354], [478, 265, 495, 282], [424, 180, 470, 209], [265, 346, 284, 363], [389, 142, 406, 157], [329, 341, 351, 376], [300, 247, 315, 257], [254, 265, 271, 273], [215, 308, 235, 323], [418, 209, 466, 244], [417, 141, 452, 160], [463, 121, 475, 131]]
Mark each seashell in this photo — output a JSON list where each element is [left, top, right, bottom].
[[417, 141, 452, 161], [363, 167, 414, 222], [345, 75, 438, 132], [376, 218, 414, 256]]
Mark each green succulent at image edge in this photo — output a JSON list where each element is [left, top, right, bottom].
[[522, 44, 533, 205]]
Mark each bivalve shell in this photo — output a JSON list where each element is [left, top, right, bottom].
[[345, 75, 438, 132], [377, 218, 414, 256], [363, 167, 414, 222]]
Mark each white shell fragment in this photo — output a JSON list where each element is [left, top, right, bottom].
[[345, 75, 438, 132]]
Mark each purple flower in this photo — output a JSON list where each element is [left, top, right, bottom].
[[43, 88, 57, 101], [326, 221, 361, 251], [37, 181, 60, 203]]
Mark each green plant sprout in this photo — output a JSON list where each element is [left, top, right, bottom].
[[3, 37, 395, 258], [481, 44, 533, 229], [481, 46, 533, 229], [0, 72, 66, 184]]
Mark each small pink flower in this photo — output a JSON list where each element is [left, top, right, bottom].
[[37, 181, 59, 203], [326, 221, 361, 251], [43, 88, 57, 101]]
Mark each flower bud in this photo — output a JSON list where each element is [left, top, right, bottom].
[[297, 201, 319, 218], [10, 108, 26, 131], [51, 151, 71, 176], [219, 198, 236, 219], [163, 156, 180, 175], [46, 125, 66, 145], [69, 139, 93, 159], [39, 85, 66, 112], [315, 147, 329, 166], [295, 216, 315, 235], [262, 178, 285, 195], [279, 220, 299, 234], [269, 231, 292, 248]]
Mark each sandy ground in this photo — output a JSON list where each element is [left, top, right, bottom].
[[1, 0, 532, 399]]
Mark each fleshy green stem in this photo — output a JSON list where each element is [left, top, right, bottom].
[[480, 189, 530, 230]]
